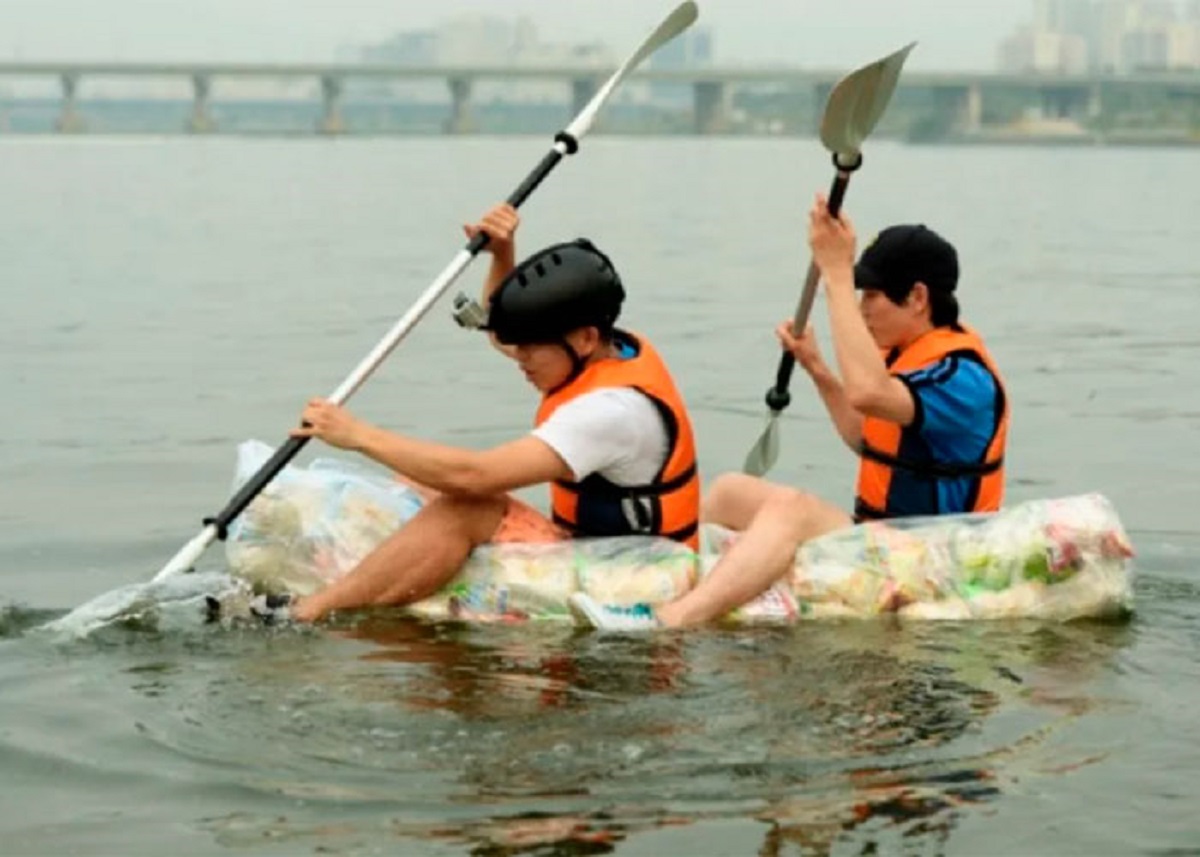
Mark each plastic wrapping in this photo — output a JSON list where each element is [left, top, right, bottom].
[[717, 493, 1135, 622], [407, 537, 697, 623], [224, 441, 1134, 623], [225, 441, 696, 620], [225, 440, 425, 595]]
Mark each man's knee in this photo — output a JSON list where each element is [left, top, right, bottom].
[[759, 488, 847, 539], [761, 488, 818, 525], [420, 493, 508, 544], [702, 472, 770, 524], [701, 473, 737, 520]]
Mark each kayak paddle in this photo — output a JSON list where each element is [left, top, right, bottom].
[[742, 42, 916, 479]]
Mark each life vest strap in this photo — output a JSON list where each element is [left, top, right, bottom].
[[852, 498, 889, 522], [552, 513, 698, 545], [860, 442, 1002, 479], [554, 463, 697, 498]]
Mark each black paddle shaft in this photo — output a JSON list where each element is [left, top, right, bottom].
[[202, 133, 581, 540], [764, 153, 864, 414], [464, 133, 578, 256]]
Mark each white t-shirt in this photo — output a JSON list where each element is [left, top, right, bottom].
[[531, 387, 671, 486]]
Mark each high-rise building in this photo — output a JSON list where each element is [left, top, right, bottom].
[[355, 16, 617, 104], [645, 27, 713, 107], [1002, 0, 1200, 72], [998, 25, 1091, 72], [1033, 0, 1097, 37], [647, 27, 714, 70]]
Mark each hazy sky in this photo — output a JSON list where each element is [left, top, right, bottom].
[[0, 0, 1033, 71]]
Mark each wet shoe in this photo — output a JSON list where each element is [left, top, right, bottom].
[[249, 592, 293, 625], [568, 592, 660, 632]]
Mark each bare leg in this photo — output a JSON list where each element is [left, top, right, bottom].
[[657, 484, 851, 628], [701, 472, 789, 529], [291, 493, 507, 623]]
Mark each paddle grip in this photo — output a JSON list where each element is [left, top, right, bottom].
[[463, 147, 569, 259], [203, 434, 311, 540], [767, 353, 795, 412], [827, 151, 862, 215], [506, 148, 566, 209]]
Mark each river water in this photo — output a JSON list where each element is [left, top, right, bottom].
[[2, 136, 1198, 855]]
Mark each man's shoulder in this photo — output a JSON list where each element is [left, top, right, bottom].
[[903, 355, 998, 410], [542, 387, 656, 430], [568, 386, 648, 410]]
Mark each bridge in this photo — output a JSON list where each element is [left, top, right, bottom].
[[2, 60, 1199, 135]]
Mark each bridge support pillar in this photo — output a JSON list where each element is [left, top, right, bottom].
[[812, 82, 833, 135], [56, 73, 85, 133], [318, 75, 345, 134], [693, 81, 731, 134], [1039, 86, 1093, 120], [444, 77, 474, 134], [965, 83, 983, 132], [187, 74, 215, 133], [1087, 83, 1104, 120], [933, 84, 983, 134], [571, 76, 602, 121]]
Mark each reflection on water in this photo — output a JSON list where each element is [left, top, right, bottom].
[[183, 614, 1126, 856], [0, 591, 1140, 855], [340, 615, 689, 718]]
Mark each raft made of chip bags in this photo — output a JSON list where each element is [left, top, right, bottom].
[[225, 440, 1135, 623]]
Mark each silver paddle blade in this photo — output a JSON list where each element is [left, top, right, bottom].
[[742, 413, 781, 478], [565, 1, 699, 140], [820, 42, 917, 159]]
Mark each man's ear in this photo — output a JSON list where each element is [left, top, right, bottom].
[[909, 282, 930, 311], [566, 326, 602, 357]]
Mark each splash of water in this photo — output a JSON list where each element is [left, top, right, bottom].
[[33, 571, 252, 640]]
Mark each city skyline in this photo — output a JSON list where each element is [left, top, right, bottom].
[[0, 0, 1028, 72], [0, 0, 1195, 104], [999, 0, 1200, 72]]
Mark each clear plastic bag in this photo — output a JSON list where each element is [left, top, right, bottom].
[[224, 441, 1134, 623], [407, 537, 697, 623], [225, 440, 425, 595], [224, 441, 697, 618], [714, 493, 1135, 622]]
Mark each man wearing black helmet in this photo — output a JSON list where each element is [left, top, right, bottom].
[[272, 203, 699, 624], [571, 195, 1009, 631]]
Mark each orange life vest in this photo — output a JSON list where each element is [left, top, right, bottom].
[[854, 324, 1008, 521], [535, 330, 700, 550]]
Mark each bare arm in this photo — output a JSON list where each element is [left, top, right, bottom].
[[777, 321, 862, 451], [807, 361, 864, 450], [807, 195, 916, 427], [463, 204, 519, 359], [291, 399, 573, 497], [353, 428, 571, 497], [822, 259, 916, 427]]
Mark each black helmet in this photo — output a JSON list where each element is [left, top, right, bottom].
[[485, 239, 625, 345]]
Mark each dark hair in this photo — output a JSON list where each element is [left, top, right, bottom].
[[856, 224, 960, 328], [882, 282, 961, 329], [929, 289, 960, 328]]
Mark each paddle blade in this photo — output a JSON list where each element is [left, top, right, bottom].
[[625, 1, 699, 72], [565, 1, 699, 140], [819, 42, 917, 159], [742, 414, 781, 478]]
